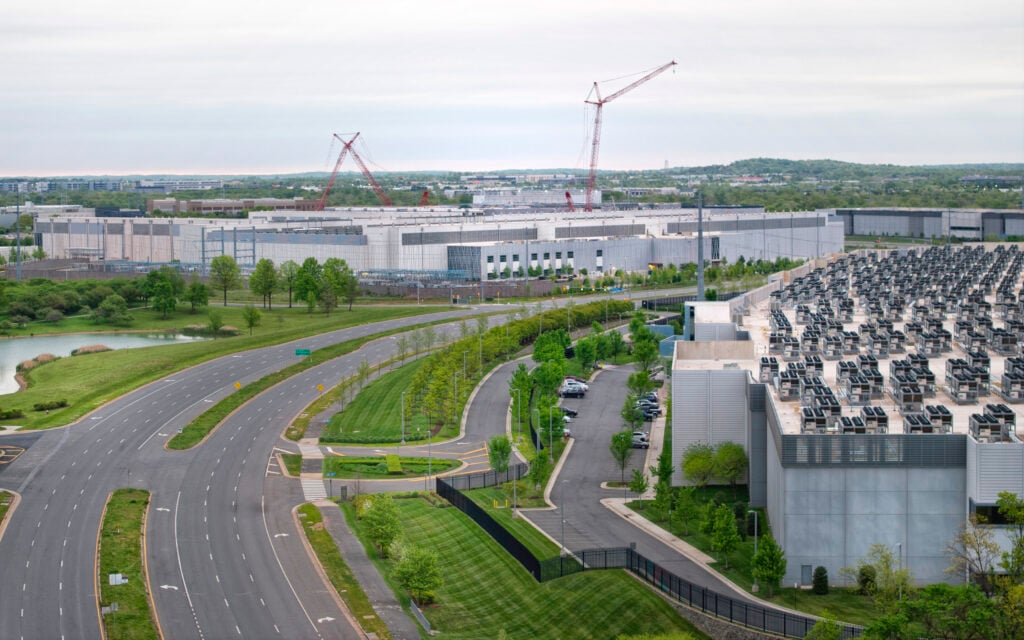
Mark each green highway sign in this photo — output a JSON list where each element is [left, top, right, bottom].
[[295, 348, 311, 356]]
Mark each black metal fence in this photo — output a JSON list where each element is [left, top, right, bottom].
[[435, 473, 542, 580], [435, 471, 863, 639], [443, 463, 528, 491]]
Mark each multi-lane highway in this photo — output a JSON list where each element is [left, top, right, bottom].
[[0, 308, 485, 640]]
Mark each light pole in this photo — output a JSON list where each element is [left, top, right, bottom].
[[748, 509, 759, 593], [561, 479, 568, 556], [463, 351, 467, 379], [513, 388, 521, 517], [533, 408, 540, 459], [478, 333, 483, 374], [548, 410, 553, 464], [897, 542, 903, 601], [400, 390, 406, 447]]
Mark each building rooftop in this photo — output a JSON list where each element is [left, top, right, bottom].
[[674, 244, 1024, 439]]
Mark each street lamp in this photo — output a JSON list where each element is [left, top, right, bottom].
[[897, 542, 903, 601], [548, 409, 554, 464], [748, 509, 759, 593], [400, 390, 406, 448], [513, 388, 521, 517]]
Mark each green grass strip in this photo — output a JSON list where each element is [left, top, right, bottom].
[[385, 454, 402, 473], [280, 453, 302, 477], [12, 305, 445, 431], [0, 490, 12, 529], [296, 503, 391, 640], [97, 488, 158, 640], [343, 495, 707, 640], [322, 456, 458, 479], [168, 322, 439, 449]]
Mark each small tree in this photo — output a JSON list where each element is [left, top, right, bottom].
[[682, 442, 716, 487], [857, 565, 877, 595], [804, 613, 842, 640], [609, 430, 633, 485], [812, 566, 829, 595], [997, 491, 1024, 583], [391, 544, 443, 605], [488, 435, 512, 474], [711, 503, 741, 569], [151, 280, 177, 319], [632, 339, 659, 374], [752, 533, 787, 596], [714, 441, 748, 497], [208, 254, 242, 306], [206, 308, 224, 335], [947, 514, 1001, 595], [249, 258, 278, 309], [241, 304, 261, 336], [672, 486, 699, 536], [628, 469, 649, 502], [842, 543, 913, 613], [185, 279, 209, 313], [362, 495, 401, 557]]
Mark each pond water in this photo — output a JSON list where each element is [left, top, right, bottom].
[[0, 333, 206, 395]]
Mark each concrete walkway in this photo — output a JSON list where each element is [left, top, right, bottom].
[[318, 501, 422, 640]]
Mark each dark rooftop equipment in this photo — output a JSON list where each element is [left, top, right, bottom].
[[823, 334, 843, 359], [925, 405, 953, 432], [948, 372, 979, 404], [860, 405, 889, 434], [759, 356, 780, 383]]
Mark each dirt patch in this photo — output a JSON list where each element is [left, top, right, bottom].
[[72, 344, 111, 355]]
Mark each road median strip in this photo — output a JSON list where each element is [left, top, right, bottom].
[[96, 488, 159, 640], [296, 503, 391, 640]]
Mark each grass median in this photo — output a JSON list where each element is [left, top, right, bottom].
[[343, 494, 708, 639], [0, 490, 12, 528], [322, 455, 459, 479], [97, 488, 158, 640], [296, 503, 391, 640], [10, 305, 444, 431]]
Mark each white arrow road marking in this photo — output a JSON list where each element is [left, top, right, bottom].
[[156, 507, 171, 512], [160, 585, 179, 591], [273, 533, 289, 538], [317, 617, 335, 623]]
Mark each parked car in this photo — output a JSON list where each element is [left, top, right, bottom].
[[563, 377, 589, 391], [559, 407, 579, 418], [641, 409, 658, 421], [560, 386, 585, 398], [641, 391, 659, 403], [632, 431, 649, 439], [635, 401, 661, 415], [631, 435, 650, 449]]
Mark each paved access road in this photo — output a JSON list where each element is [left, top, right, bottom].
[[0, 307, 485, 640]]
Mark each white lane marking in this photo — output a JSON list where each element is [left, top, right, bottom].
[[174, 491, 206, 640], [262, 495, 321, 637]]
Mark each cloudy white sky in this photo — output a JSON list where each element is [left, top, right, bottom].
[[2, 0, 1022, 176]]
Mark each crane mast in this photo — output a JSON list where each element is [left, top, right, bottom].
[[583, 60, 677, 212], [316, 132, 393, 210]]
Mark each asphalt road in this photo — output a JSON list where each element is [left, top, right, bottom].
[[0, 289, 687, 640], [0, 307, 484, 640]]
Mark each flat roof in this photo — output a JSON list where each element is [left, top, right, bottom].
[[675, 245, 1024, 437]]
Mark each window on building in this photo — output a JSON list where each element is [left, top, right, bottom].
[[531, 253, 537, 261], [597, 249, 603, 257], [543, 252, 550, 260], [512, 254, 519, 262], [567, 251, 574, 259], [500, 254, 506, 263], [555, 252, 562, 260], [487, 255, 494, 263]]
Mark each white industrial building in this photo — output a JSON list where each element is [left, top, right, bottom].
[[672, 244, 1024, 587], [32, 205, 843, 281]]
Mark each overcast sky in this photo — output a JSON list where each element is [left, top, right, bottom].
[[2, 0, 1022, 176]]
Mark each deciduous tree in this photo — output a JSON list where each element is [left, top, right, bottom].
[[488, 435, 512, 474], [241, 304, 261, 336], [609, 430, 633, 485], [249, 258, 278, 309], [208, 255, 242, 306], [751, 533, 787, 596], [682, 442, 716, 487]]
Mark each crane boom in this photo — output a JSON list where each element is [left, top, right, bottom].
[[316, 131, 393, 209], [317, 133, 359, 211], [348, 146, 393, 206], [583, 60, 677, 212]]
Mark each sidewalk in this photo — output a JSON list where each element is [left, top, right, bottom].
[[317, 501, 422, 640]]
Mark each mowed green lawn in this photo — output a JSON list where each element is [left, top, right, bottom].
[[9, 305, 442, 430], [370, 497, 707, 640], [321, 359, 432, 444]]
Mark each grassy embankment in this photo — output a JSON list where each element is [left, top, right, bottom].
[[341, 495, 709, 640], [9, 305, 445, 430], [0, 490, 12, 528], [629, 487, 880, 626], [296, 503, 392, 640], [97, 488, 159, 640], [319, 359, 432, 444]]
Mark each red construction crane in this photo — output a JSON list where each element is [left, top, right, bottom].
[[583, 60, 677, 212], [419, 190, 430, 206], [317, 133, 358, 211], [565, 190, 575, 212], [316, 132, 393, 210]]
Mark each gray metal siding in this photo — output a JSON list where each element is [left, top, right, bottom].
[[748, 383, 767, 508], [972, 442, 1024, 503]]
